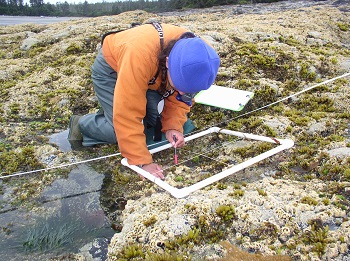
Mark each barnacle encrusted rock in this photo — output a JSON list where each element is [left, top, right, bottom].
[[108, 177, 349, 260], [1, 0, 350, 260]]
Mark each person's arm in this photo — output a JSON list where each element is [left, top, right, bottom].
[[161, 91, 190, 147], [112, 45, 153, 166]]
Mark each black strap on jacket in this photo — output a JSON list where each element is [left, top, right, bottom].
[[100, 22, 164, 86], [147, 22, 164, 86]]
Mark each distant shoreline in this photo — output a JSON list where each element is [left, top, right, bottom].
[[0, 15, 84, 26]]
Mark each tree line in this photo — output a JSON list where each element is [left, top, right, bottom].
[[0, 0, 280, 17]]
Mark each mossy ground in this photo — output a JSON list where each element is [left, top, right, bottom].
[[0, 2, 350, 260]]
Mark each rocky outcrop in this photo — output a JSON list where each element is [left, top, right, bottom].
[[108, 178, 349, 260], [1, 0, 350, 260]]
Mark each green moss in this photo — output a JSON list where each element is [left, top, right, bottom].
[[344, 169, 350, 181], [12, 49, 24, 59], [215, 205, 235, 221], [63, 68, 75, 76], [216, 72, 228, 78], [288, 115, 311, 126], [0, 51, 5, 58], [237, 79, 259, 89], [1, 80, 16, 101], [164, 228, 200, 251], [112, 169, 130, 184], [233, 183, 242, 189], [338, 111, 350, 119], [233, 42, 297, 81], [174, 175, 184, 182], [216, 183, 227, 190], [229, 189, 245, 198], [250, 85, 277, 107], [143, 216, 157, 227], [236, 43, 259, 56], [285, 125, 293, 133], [321, 198, 330, 206], [308, 111, 327, 121], [294, 94, 336, 113], [300, 196, 318, 206], [66, 43, 82, 54], [333, 201, 347, 210], [237, 64, 256, 75], [166, 211, 228, 248], [145, 252, 190, 261], [184, 204, 196, 211], [337, 22, 349, 31], [301, 220, 332, 257], [116, 244, 145, 260], [271, 104, 284, 113], [297, 145, 317, 157], [330, 57, 338, 65], [281, 35, 301, 46], [261, 124, 277, 137], [113, 203, 242, 259], [318, 160, 350, 182], [49, 73, 61, 82], [216, 80, 226, 86], [28, 121, 55, 131], [251, 54, 276, 69], [9, 102, 21, 115], [227, 117, 263, 133], [286, 241, 297, 250], [0, 144, 44, 176], [226, 141, 274, 160], [28, 46, 46, 58], [324, 182, 345, 195], [334, 78, 349, 89], [257, 188, 267, 196], [299, 62, 316, 81], [283, 78, 300, 91]]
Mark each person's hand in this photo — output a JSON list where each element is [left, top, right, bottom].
[[166, 130, 185, 148], [140, 163, 164, 180]]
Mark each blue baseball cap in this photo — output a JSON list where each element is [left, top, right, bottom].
[[168, 37, 220, 93]]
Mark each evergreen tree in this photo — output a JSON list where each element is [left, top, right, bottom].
[[0, 0, 283, 18]]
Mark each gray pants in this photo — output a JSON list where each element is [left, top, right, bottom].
[[79, 49, 163, 146]]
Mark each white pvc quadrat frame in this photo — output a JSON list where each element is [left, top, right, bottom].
[[121, 127, 294, 199]]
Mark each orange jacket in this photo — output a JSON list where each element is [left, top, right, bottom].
[[102, 24, 191, 165]]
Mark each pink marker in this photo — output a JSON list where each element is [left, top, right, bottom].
[[173, 135, 178, 164]]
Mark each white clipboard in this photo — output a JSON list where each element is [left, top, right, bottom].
[[194, 85, 254, 111]]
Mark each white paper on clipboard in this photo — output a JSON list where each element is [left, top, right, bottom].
[[194, 85, 254, 111]]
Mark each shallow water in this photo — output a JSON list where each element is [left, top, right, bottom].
[[0, 15, 83, 26], [0, 164, 115, 260], [49, 129, 73, 152]]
